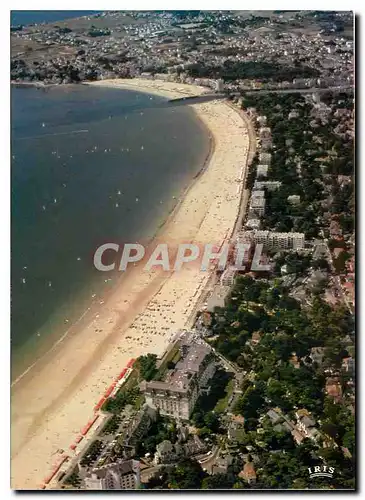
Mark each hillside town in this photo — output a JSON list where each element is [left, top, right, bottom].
[[12, 10, 355, 491], [11, 10, 353, 91]]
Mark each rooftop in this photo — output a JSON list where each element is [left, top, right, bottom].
[[87, 459, 137, 480], [239, 462, 256, 480], [141, 331, 213, 393]]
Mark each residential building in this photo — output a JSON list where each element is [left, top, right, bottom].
[[257, 115, 267, 126], [325, 377, 343, 403], [241, 231, 305, 251], [152, 434, 207, 466], [259, 127, 272, 151], [251, 190, 265, 198], [259, 127, 271, 139], [291, 429, 305, 445], [154, 440, 183, 465], [261, 137, 272, 151], [295, 409, 321, 442], [220, 266, 237, 287], [140, 332, 216, 420], [259, 152, 271, 165], [249, 196, 266, 216], [121, 404, 157, 456], [84, 460, 140, 490], [251, 331, 262, 346], [253, 180, 282, 191], [287, 195, 301, 205], [256, 164, 269, 178], [266, 409, 282, 424], [239, 462, 257, 485], [183, 435, 208, 457], [212, 454, 234, 475], [245, 217, 261, 230], [342, 356, 355, 375], [288, 109, 299, 120], [215, 78, 224, 92]]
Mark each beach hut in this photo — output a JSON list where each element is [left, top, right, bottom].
[[104, 382, 116, 399], [81, 415, 98, 436], [117, 368, 127, 380], [126, 358, 136, 368], [94, 397, 106, 412]]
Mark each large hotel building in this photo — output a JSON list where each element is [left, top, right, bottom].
[[140, 331, 216, 420]]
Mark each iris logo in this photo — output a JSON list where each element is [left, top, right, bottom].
[[308, 466, 335, 479]]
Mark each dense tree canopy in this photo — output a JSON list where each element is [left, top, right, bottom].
[[136, 353, 158, 381]]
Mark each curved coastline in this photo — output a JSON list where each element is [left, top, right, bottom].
[[11, 91, 213, 388], [11, 79, 251, 489]]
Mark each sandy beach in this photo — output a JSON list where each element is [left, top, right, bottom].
[[11, 79, 250, 489]]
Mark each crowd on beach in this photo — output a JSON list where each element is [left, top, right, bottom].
[[11, 80, 250, 489]]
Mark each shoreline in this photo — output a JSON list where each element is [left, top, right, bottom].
[[11, 79, 251, 489], [11, 80, 48, 88], [11, 90, 214, 386]]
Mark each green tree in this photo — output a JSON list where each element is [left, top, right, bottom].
[[201, 473, 236, 489], [204, 411, 221, 433], [167, 459, 207, 489], [137, 353, 158, 381]]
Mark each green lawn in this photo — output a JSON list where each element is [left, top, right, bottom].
[[133, 393, 146, 410], [155, 343, 181, 381], [122, 368, 139, 390], [214, 379, 235, 414]]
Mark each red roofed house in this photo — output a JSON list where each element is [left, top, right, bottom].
[[326, 377, 343, 403], [239, 462, 257, 485]]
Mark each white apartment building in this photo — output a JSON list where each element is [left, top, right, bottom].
[[251, 190, 265, 198], [256, 164, 269, 177], [142, 378, 199, 420], [253, 180, 282, 191], [249, 196, 266, 216], [259, 152, 272, 165], [242, 231, 305, 251], [84, 460, 140, 490], [259, 127, 271, 139], [259, 127, 272, 153], [215, 78, 224, 92], [260, 137, 272, 151], [220, 266, 237, 286]]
